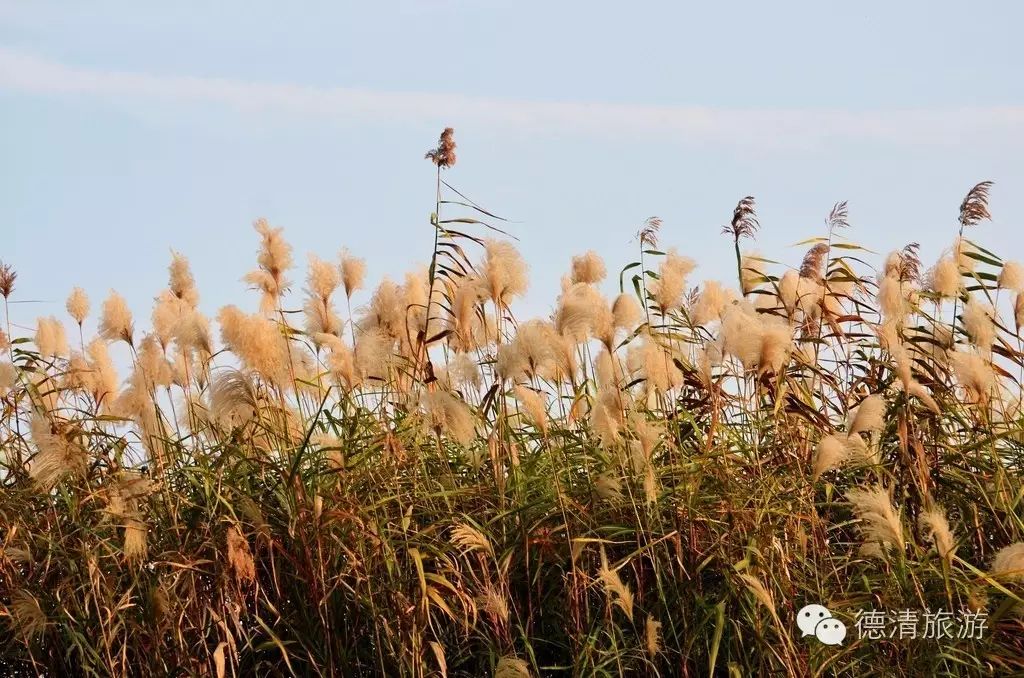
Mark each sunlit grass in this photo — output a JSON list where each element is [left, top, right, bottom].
[[1, 132, 1022, 676]]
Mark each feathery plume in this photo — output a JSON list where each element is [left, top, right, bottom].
[[218, 305, 291, 386], [650, 248, 696, 313], [35, 316, 69, 359], [555, 282, 610, 344], [123, 515, 148, 562], [597, 549, 634, 621], [990, 543, 1024, 581], [494, 657, 532, 678], [9, 590, 47, 640], [951, 351, 994, 404], [918, 508, 956, 561], [477, 239, 528, 308], [847, 395, 885, 436], [611, 293, 641, 330], [446, 352, 481, 391], [339, 249, 366, 299], [210, 368, 257, 429], [569, 250, 606, 284], [0, 261, 16, 299], [514, 386, 549, 435], [99, 290, 135, 346], [722, 196, 758, 240], [0, 361, 15, 394], [627, 336, 683, 395], [424, 127, 457, 168], [28, 415, 87, 490], [637, 216, 661, 248], [958, 180, 993, 228], [962, 298, 995, 354], [926, 256, 962, 299], [953, 236, 977, 273], [227, 525, 256, 586], [244, 218, 293, 312], [87, 339, 119, 407], [304, 254, 343, 338], [645, 615, 662, 657], [690, 280, 735, 326], [420, 390, 476, 445], [66, 287, 90, 325], [813, 434, 848, 479], [719, 302, 763, 369], [799, 244, 829, 283], [846, 485, 904, 558], [997, 260, 1024, 293], [168, 251, 199, 307]]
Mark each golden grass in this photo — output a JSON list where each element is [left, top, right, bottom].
[[0, 134, 1023, 676]]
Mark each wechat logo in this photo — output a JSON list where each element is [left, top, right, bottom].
[[797, 604, 847, 646]]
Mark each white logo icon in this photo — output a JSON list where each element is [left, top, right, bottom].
[[797, 604, 846, 645], [814, 618, 847, 645]]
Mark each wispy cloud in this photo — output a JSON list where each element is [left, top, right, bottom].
[[2, 47, 1022, 149]]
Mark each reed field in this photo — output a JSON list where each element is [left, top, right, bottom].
[[2, 129, 1024, 676]]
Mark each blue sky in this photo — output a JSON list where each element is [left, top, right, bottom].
[[2, 1, 1023, 338]]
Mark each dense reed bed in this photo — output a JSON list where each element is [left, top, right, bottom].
[[2, 130, 1023, 676]]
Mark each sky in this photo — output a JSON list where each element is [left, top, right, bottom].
[[2, 1, 1023, 340]]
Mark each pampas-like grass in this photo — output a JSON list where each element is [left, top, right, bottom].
[[918, 507, 956, 560], [611, 293, 641, 331], [87, 339, 119, 408], [495, 656, 532, 678], [478, 239, 528, 308], [218, 305, 291, 386], [645, 615, 662, 657], [66, 287, 90, 326], [123, 515, 148, 563], [999, 261, 1024, 293], [597, 549, 634, 621], [953, 236, 977, 272], [848, 394, 885, 436], [99, 290, 135, 346], [719, 302, 763, 369], [569, 250, 606, 284], [28, 415, 87, 491], [690, 280, 734, 326], [758, 315, 793, 375], [555, 282, 609, 344], [339, 249, 366, 299], [963, 298, 995, 354], [304, 255, 343, 338], [813, 434, 847, 479], [627, 336, 683, 395], [354, 326, 393, 382], [514, 385, 549, 435], [990, 543, 1024, 581], [906, 381, 941, 414], [926, 257, 962, 299], [651, 248, 696, 313], [35, 316, 69, 359], [168, 252, 199, 307], [0, 360, 15, 394], [420, 390, 476, 446], [446, 352, 481, 391], [951, 350, 994, 404], [846, 485, 904, 558], [226, 525, 256, 586], [210, 368, 257, 429], [244, 218, 294, 312]]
